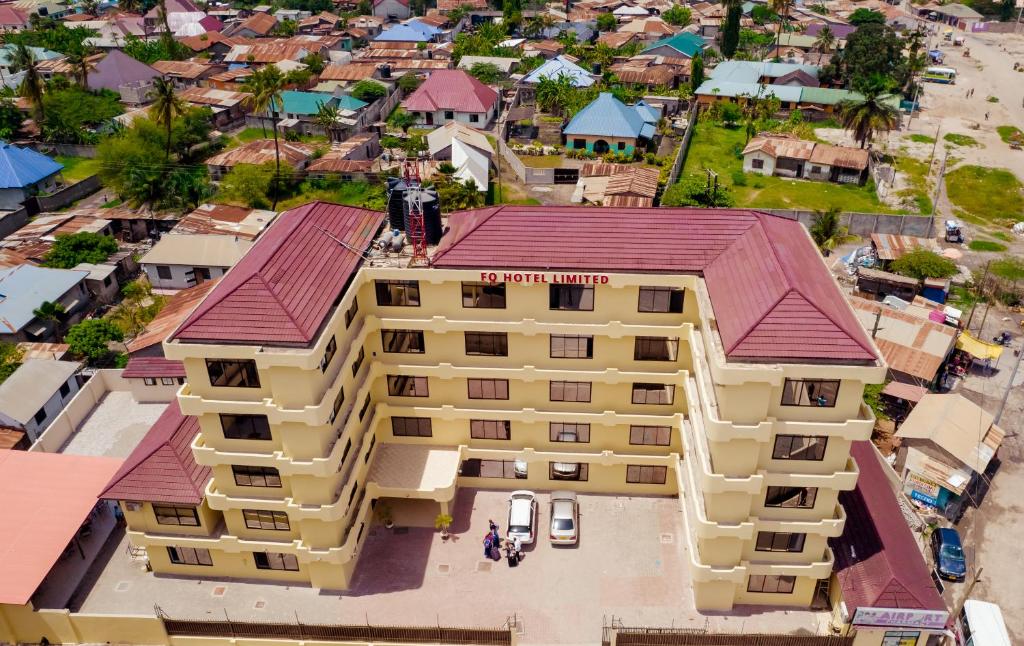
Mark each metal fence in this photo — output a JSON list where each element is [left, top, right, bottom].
[[161, 618, 513, 645], [605, 626, 854, 646]]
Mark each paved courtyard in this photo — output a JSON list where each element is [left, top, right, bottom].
[[58, 391, 167, 458], [71, 488, 828, 644]]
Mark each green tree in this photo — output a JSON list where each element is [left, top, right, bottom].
[[301, 52, 325, 75], [31, 300, 65, 336], [40, 86, 123, 144], [108, 279, 164, 336], [0, 341, 23, 385], [148, 77, 186, 160], [750, 4, 777, 24], [273, 18, 299, 36], [41, 232, 119, 268], [720, 101, 742, 126], [662, 175, 735, 207], [849, 8, 885, 25], [350, 79, 387, 102], [838, 74, 898, 148], [690, 55, 704, 93], [890, 250, 957, 280], [434, 175, 484, 211], [64, 43, 96, 88], [65, 319, 125, 365], [0, 98, 24, 140], [661, 5, 691, 26], [813, 24, 835, 55], [468, 62, 503, 84], [243, 65, 287, 209], [809, 207, 857, 254], [825, 23, 903, 90], [121, 33, 190, 64], [769, 0, 794, 51], [596, 12, 617, 32], [11, 44, 44, 122], [387, 107, 417, 133], [218, 162, 275, 209], [721, 0, 742, 58], [315, 101, 341, 142], [398, 73, 421, 93], [6, 24, 96, 56]]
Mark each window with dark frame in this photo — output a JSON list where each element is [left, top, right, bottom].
[[154, 505, 199, 526], [549, 284, 595, 311], [156, 265, 172, 280], [363, 435, 376, 463], [549, 422, 590, 442], [468, 378, 509, 400], [626, 465, 668, 484], [328, 387, 345, 425], [351, 346, 365, 376], [144, 377, 157, 386], [751, 159, 765, 170], [462, 282, 506, 308], [382, 329, 425, 353], [161, 377, 176, 385], [243, 509, 290, 531], [638, 286, 685, 313], [550, 334, 593, 359], [459, 458, 525, 479], [632, 382, 674, 405], [59, 382, 71, 398], [746, 575, 796, 594], [232, 465, 282, 487], [629, 425, 672, 446], [221, 414, 272, 441], [253, 551, 299, 571], [206, 359, 260, 388], [387, 375, 429, 397], [167, 546, 212, 566], [470, 419, 511, 440], [374, 280, 421, 306], [358, 394, 371, 420], [550, 380, 591, 402], [465, 331, 508, 356], [634, 336, 680, 361], [772, 434, 828, 461], [344, 297, 359, 327], [781, 379, 840, 407], [320, 336, 337, 372], [755, 531, 806, 553], [391, 416, 433, 437], [764, 486, 818, 509], [549, 461, 589, 481], [33, 408, 46, 424]]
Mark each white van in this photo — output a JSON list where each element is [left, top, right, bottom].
[[956, 600, 1011, 646], [506, 490, 537, 545]]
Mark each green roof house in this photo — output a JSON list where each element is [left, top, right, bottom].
[[263, 90, 369, 139], [642, 32, 706, 59]]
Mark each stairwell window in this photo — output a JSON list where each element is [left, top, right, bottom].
[[772, 434, 828, 461], [781, 378, 840, 407], [206, 359, 260, 388], [462, 282, 506, 308], [375, 280, 420, 306], [747, 575, 796, 594], [254, 551, 299, 571], [382, 329, 425, 353], [549, 284, 594, 311], [755, 531, 806, 553], [634, 336, 679, 361], [638, 286, 684, 313], [764, 486, 818, 509], [387, 375, 429, 397]]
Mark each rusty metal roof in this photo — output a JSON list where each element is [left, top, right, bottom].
[[870, 233, 939, 261]]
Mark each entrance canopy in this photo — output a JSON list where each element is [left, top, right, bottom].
[[956, 331, 1003, 360]]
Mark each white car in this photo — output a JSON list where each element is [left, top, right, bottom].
[[507, 490, 537, 545], [549, 491, 578, 545]]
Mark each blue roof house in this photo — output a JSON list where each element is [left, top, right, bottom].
[[0, 142, 64, 211], [521, 55, 597, 87], [563, 93, 660, 155], [373, 21, 437, 43], [0, 264, 90, 342]]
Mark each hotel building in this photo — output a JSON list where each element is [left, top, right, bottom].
[[102, 202, 885, 612]]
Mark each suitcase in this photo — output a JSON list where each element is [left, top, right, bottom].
[[507, 551, 519, 567], [490, 545, 501, 560]]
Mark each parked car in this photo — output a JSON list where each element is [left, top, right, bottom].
[[507, 490, 537, 545], [549, 491, 578, 545], [931, 527, 967, 582]]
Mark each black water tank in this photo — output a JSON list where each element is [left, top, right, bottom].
[[380, 64, 392, 79], [402, 188, 443, 245], [386, 179, 407, 231]]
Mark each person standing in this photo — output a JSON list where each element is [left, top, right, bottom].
[[483, 534, 492, 558]]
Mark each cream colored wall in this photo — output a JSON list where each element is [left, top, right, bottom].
[[122, 501, 221, 536]]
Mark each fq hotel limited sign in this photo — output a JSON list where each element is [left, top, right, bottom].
[[480, 272, 611, 285]]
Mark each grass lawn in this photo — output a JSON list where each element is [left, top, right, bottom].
[[681, 123, 898, 213], [968, 240, 1008, 252], [945, 165, 1024, 228], [275, 180, 387, 211], [520, 154, 566, 168], [991, 231, 1013, 242], [997, 125, 1023, 144], [55, 156, 102, 183], [907, 134, 936, 144], [894, 155, 933, 214], [489, 182, 541, 205], [943, 133, 979, 147]]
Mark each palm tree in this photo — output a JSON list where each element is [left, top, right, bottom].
[[814, 24, 835, 54], [242, 66, 286, 209], [118, 0, 141, 12], [11, 44, 44, 123], [148, 77, 186, 160], [315, 101, 340, 142], [838, 75, 899, 148], [769, 0, 794, 53], [65, 45, 95, 89], [809, 207, 857, 255], [32, 300, 66, 337]]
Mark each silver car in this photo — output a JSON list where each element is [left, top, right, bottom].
[[507, 490, 537, 545], [548, 490, 578, 545]]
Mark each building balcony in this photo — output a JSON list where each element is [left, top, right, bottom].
[[754, 503, 846, 538], [745, 548, 835, 581], [374, 313, 691, 341], [760, 456, 860, 492]]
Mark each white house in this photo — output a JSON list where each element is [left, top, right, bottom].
[[140, 234, 253, 290], [372, 0, 411, 20], [0, 359, 82, 443], [401, 69, 499, 128]]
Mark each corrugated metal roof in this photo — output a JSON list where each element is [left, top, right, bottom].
[[126, 281, 219, 353], [0, 359, 81, 425], [151, 59, 213, 79], [642, 31, 706, 56], [870, 233, 938, 261], [205, 139, 314, 168], [432, 206, 877, 363], [521, 55, 595, 87], [140, 234, 253, 267], [0, 265, 87, 334], [0, 142, 63, 189], [403, 69, 497, 114], [320, 62, 379, 81], [563, 93, 658, 140], [100, 401, 209, 505], [173, 202, 384, 346]]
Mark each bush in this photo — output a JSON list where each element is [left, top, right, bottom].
[[661, 174, 735, 207], [351, 79, 387, 103], [720, 102, 742, 126], [41, 232, 118, 268], [730, 169, 747, 186], [65, 319, 124, 365], [890, 249, 958, 279]]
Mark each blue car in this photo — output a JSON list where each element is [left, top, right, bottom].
[[931, 527, 967, 582]]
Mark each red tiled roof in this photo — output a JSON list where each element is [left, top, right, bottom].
[[402, 69, 497, 114], [432, 206, 877, 363], [830, 442, 947, 615], [122, 357, 187, 378], [172, 202, 384, 346], [100, 402, 209, 506]]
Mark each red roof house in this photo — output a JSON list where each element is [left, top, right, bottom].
[[432, 205, 878, 364], [122, 357, 187, 379], [0, 5, 29, 30], [101, 402, 210, 505], [402, 69, 500, 127]]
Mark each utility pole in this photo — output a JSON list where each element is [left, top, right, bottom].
[[872, 308, 883, 338], [965, 260, 990, 331], [994, 341, 1022, 425], [927, 151, 948, 239]]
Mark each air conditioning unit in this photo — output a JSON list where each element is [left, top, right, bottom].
[[125, 502, 143, 512]]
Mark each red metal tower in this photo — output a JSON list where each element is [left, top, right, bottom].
[[403, 161, 429, 266]]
